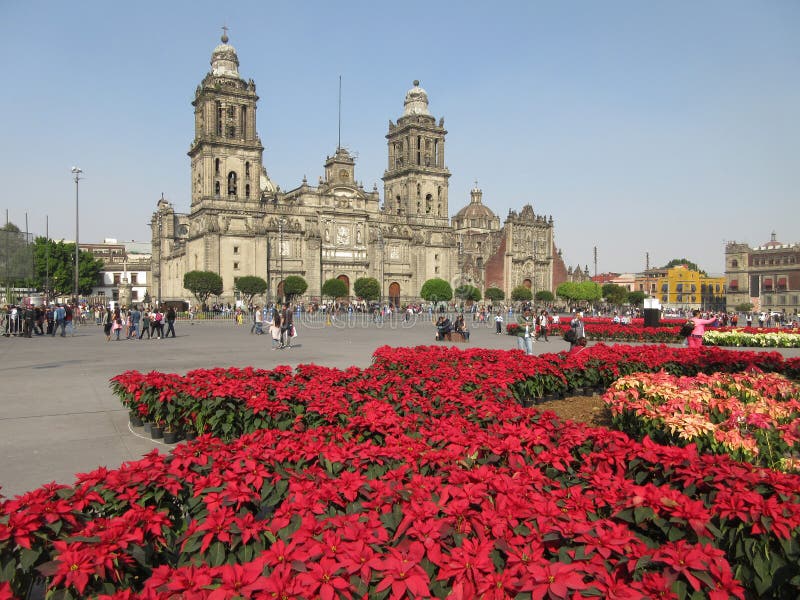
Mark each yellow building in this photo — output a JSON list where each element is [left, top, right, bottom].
[[636, 265, 726, 311]]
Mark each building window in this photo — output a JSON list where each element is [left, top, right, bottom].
[[113, 273, 121, 284], [214, 181, 221, 197], [227, 172, 237, 196], [792, 295, 798, 305], [245, 184, 250, 198], [730, 259, 738, 268], [227, 125, 236, 138], [245, 162, 250, 178], [435, 266, 440, 274], [132, 290, 139, 300], [233, 262, 240, 270], [216, 101, 222, 135], [233, 246, 239, 255], [434, 254, 439, 261], [131, 273, 138, 284], [215, 158, 220, 175]]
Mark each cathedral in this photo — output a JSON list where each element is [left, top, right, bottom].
[[151, 33, 558, 307]]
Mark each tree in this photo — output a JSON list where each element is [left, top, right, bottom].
[[184, 271, 223, 306], [454, 284, 481, 303], [557, 281, 601, 306], [234, 275, 267, 306], [627, 291, 646, 306], [535, 290, 554, 303], [420, 278, 453, 302], [30, 237, 103, 298], [282, 275, 308, 302], [602, 283, 629, 306], [735, 302, 754, 312], [511, 285, 533, 302], [322, 278, 348, 299], [1, 224, 34, 294], [353, 277, 380, 302], [662, 258, 707, 276], [485, 287, 505, 302]]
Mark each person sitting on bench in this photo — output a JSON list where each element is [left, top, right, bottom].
[[435, 316, 453, 341], [453, 314, 470, 341]]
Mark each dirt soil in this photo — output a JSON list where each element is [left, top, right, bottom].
[[540, 394, 613, 427]]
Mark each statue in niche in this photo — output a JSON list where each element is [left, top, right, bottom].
[[356, 227, 362, 244], [324, 227, 330, 242]]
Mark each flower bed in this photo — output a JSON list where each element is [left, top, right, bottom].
[[704, 329, 800, 348], [506, 318, 797, 346], [111, 345, 800, 440], [606, 371, 800, 472], [4, 362, 800, 597]]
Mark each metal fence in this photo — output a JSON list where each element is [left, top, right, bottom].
[[0, 229, 35, 304]]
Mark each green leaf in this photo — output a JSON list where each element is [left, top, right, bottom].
[[208, 541, 227, 567]]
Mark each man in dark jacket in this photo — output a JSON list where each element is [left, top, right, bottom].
[[280, 302, 294, 349]]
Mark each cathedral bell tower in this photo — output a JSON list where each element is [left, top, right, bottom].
[[188, 30, 264, 209], [383, 81, 450, 224]]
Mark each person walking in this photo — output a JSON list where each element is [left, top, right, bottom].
[[687, 310, 715, 349], [112, 308, 123, 341], [269, 310, 282, 350], [494, 311, 504, 334], [569, 311, 586, 351], [537, 310, 549, 341], [515, 308, 535, 355], [52, 304, 66, 337], [280, 302, 294, 349], [102, 308, 113, 341], [165, 306, 177, 338], [128, 306, 140, 339]]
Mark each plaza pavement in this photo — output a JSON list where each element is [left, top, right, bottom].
[[0, 314, 541, 498], [1, 316, 798, 499]]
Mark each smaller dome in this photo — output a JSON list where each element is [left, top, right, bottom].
[[259, 169, 277, 194], [210, 31, 240, 78], [454, 188, 497, 226], [403, 80, 431, 116]]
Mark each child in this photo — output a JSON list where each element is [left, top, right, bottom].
[[269, 312, 282, 350], [494, 312, 504, 334]]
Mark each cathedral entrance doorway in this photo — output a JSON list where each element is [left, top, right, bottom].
[[337, 275, 350, 297], [389, 282, 400, 308]]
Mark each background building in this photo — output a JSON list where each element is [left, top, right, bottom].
[[726, 233, 800, 315], [82, 239, 151, 306], [636, 264, 725, 311], [151, 34, 559, 306]]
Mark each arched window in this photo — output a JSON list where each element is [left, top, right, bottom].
[[214, 181, 220, 197], [215, 158, 220, 176], [245, 162, 250, 178], [245, 184, 250, 198], [730, 259, 738, 268], [227, 172, 237, 196], [425, 193, 432, 214]]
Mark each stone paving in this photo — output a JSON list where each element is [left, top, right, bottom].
[[0, 314, 543, 498], [1, 316, 797, 499]]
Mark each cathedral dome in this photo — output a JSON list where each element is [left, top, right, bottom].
[[453, 187, 498, 229], [210, 30, 240, 78], [403, 80, 431, 116]]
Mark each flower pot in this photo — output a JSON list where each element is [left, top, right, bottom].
[[143, 422, 153, 435], [129, 414, 144, 428], [184, 431, 197, 441], [150, 426, 164, 440], [163, 430, 180, 444]]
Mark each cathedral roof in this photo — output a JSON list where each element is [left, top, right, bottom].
[[210, 29, 240, 78], [403, 80, 431, 116], [453, 187, 497, 223]]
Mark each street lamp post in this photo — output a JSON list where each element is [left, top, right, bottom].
[[278, 218, 286, 303], [71, 167, 82, 302], [377, 229, 385, 304]]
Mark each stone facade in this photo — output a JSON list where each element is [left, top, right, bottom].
[[151, 34, 557, 306], [725, 233, 800, 315]]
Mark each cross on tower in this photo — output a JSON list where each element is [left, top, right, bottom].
[[221, 25, 229, 42]]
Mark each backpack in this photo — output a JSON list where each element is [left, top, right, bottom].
[[679, 320, 694, 337], [563, 329, 577, 343]]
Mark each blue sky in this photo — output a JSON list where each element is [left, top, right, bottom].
[[1, 0, 797, 275]]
